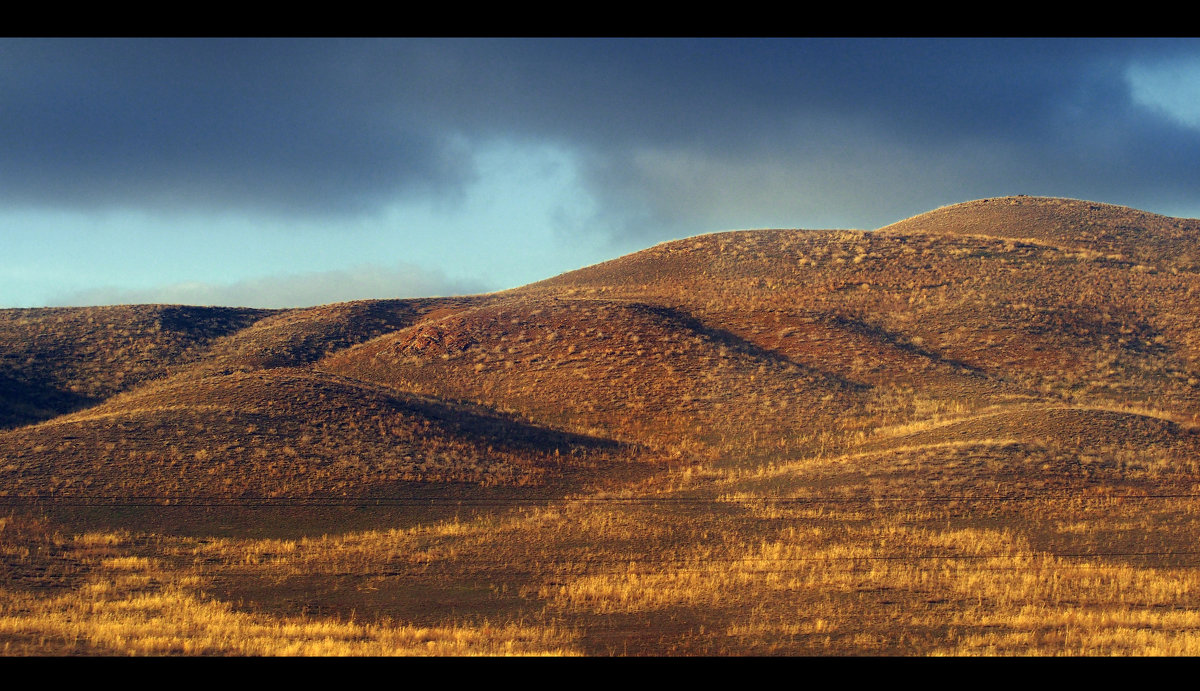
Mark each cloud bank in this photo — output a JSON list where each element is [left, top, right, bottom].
[[49, 263, 489, 309], [4, 39, 1200, 231]]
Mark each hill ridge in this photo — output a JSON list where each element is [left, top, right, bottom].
[[877, 196, 1200, 270]]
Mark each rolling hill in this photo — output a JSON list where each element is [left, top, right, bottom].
[[3, 195, 1200, 656], [2, 195, 1197, 498]]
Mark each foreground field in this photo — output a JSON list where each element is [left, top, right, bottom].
[[5, 427, 1200, 656], [2, 196, 1199, 655]]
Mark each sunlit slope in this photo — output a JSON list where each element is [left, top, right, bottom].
[[319, 296, 869, 456], [853, 405, 1200, 492], [878, 195, 1200, 270], [872, 197, 1200, 413], [0, 367, 626, 497], [528, 202, 1200, 419]]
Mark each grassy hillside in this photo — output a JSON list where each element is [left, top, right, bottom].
[[3, 196, 1200, 656], [0, 368, 629, 498], [320, 296, 867, 458]]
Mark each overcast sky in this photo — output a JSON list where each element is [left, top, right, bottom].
[[3, 38, 1199, 308]]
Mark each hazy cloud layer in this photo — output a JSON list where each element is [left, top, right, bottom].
[[49, 264, 490, 309], [5, 38, 1200, 238]]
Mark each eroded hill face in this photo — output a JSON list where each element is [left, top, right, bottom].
[[1, 196, 1198, 499]]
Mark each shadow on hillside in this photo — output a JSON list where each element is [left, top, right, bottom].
[[388, 391, 629, 455], [0, 375, 98, 430], [819, 311, 987, 376], [155, 305, 273, 337], [630, 303, 872, 392]]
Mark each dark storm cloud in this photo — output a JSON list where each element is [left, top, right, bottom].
[[3, 38, 1199, 230], [535, 38, 1200, 235], [0, 39, 473, 215]]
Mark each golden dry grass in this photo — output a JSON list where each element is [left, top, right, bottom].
[[0, 533, 577, 656]]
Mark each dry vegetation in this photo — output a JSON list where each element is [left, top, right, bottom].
[[2, 196, 1200, 655]]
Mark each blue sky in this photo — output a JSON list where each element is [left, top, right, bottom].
[[2, 38, 1199, 308]]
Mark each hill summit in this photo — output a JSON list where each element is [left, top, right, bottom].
[[878, 196, 1200, 269]]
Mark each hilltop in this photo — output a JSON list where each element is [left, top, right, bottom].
[[878, 196, 1200, 270]]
